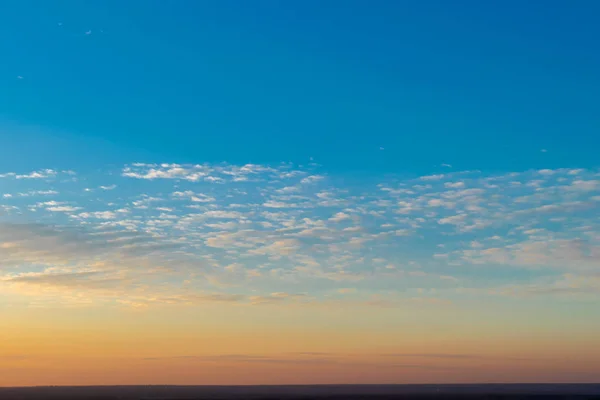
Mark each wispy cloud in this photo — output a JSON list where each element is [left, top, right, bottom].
[[143, 353, 337, 365], [1, 163, 599, 308], [383, 353, 481, 359]]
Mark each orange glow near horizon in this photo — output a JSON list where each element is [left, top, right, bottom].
[[2, 304, 600, 386]]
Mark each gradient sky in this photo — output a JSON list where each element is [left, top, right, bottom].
[[1, 0, 600, 386]]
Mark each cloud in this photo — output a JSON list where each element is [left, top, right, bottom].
[[383, 353, 481, 359], [3, 190, 59, 198], [77, 211, 117, 220], [249, 292, 307, 305], [123, 165, 206, 181], [2, 164, 599, 308], [444, 182, 465, 189], [3, 270, 125, 290], [300, 175, 324, 184], [202, 211, 243, 219], [143, 353, 337, 365], [484, 272, 600, 300], [149, 293, 246, 305], [462, 239, 600, 269], [122, 163, 293, 183], [99, 185, 117, 190], [420, 174, 445, 181], [139, 352, 465, 370], [47, 206, 81, 212], [329, 212, 351, 222], [438, 214, 467, 225], [248, 239, 301, 256], [567, 180, 600, 192], [2, 169, 60, 179], [0, 223, 182, 273]]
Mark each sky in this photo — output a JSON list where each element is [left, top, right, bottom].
[[0, 0, 599, 386]]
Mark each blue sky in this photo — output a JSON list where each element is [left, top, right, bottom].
[[1, 2, 600, 384], [1, 0, 599, 175], [1, 0, 599, 295]]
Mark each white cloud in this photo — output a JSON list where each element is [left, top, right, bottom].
[[47, 206, 81, 213], [300, 175, 324, 184], [192, 195, 215, 203], [2, 163, 599, 307], [444, 182, 465, 189], [16, 169, 57, 179], [438, 214, 467, 225], [77, 211, 117, 220], [538, 169, 555, 176], [329, 212, 351, 223], [203, 211, 243, 219], [99, 185, 117, 190], [249, 239, 301, 256], [567, 180, 599, 192], [420, 174, 445, 181]]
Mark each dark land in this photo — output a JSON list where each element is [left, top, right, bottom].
[[1, 384, 599, 400]]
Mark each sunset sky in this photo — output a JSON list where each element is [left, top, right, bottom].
[[1, 0, 600, 386]]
